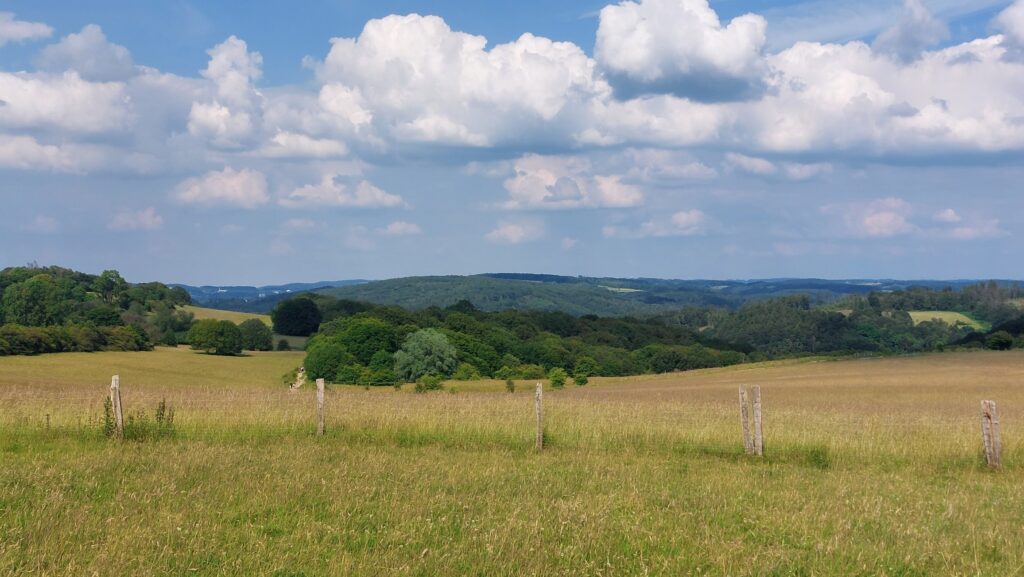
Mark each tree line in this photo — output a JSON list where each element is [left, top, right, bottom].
[[275, 282, 1024, 387]]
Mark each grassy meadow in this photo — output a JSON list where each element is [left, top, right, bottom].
[[183, 305, 272, 326], [2, 347, 1023, 575]]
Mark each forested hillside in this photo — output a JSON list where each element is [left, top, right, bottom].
[[0, 266, 193, 355], [311, 274, 1013, 317]]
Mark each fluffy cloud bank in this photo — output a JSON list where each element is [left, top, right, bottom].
[[313, 14, 607, 148], [2, 0, 1024, 227]]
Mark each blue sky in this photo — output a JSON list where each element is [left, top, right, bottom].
[[2, 0, 1023, 285]]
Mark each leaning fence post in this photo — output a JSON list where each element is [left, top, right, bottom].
[[739, 386, 753, 455], [535, 383, 544, 451], [316, 378, 325, 437], [981, 400, 1002, 468], [110, 375, 124, 438], [752, 385, 763, 457]]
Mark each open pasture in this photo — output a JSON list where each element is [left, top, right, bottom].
[[183, 305, 273, 326], [908, 310, 987, 330], [2, 349, 1023, 575]]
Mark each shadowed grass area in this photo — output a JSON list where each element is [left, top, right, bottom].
[[1, 349, 1023, 575]]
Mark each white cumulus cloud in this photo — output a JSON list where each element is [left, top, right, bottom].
[[933, 208, 962, 223], [823, 197, 916, 238], [595, 0, 767, 101], [872, 0, 948, 63], [36, 25, 135, 81], [314, 14, 607, 147], [176, 167, 269, 208], [0, 71, 132, 134], [502, 154, 643, 210], [485, 220, 544, 244], [996, 0, 1024, 47], [108, 207, 163, 231], [604, 209, 709, 238], [0, 12, 52, 46], [279, 175, 403, 208]]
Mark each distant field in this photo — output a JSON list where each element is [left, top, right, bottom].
[[2, 349, 1023, 575], [183, 305, 272, 326], [908, 310, 987, 330]]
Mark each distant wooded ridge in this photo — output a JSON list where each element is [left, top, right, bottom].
[[177, 273, 1024, 317]]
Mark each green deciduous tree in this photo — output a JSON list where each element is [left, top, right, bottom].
[[334, 316, 397, 365], [92, 270, 128, 305], [393, 328, 458, 382], [2, 275, 71, 326], [304, 337, 356, 381], [238, 318, 273, 351], [187, 319, 243, 356], [272, 298, 322, 336]]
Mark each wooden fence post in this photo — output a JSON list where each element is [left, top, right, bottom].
[[752, 385, 763, 457], [110, 375, 124, 438], [535, 383, 544, 451], [739, 386, 753, 455], [316, 378, 325, 437], [981, 400, 1002, 469]]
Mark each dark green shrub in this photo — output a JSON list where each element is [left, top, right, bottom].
[[986, 331, 1014, 350]]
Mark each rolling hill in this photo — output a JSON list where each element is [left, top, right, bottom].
[[310, 274, 1011, 317]]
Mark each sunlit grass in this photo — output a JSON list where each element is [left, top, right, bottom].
[[182, 305, 273, 326], [908, 310, 988, 330], [2, 348, 1023, 575]]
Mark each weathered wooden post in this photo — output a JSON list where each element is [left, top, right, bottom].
[[316, 378, 325, 437], [535, 383, 544, 451], [981, 400, 1002, 468], [752, 385, 764, 457], [110, 375, 124, 438], [739, 386, 753, 455]]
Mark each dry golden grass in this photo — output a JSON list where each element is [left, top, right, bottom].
[[2, 348, 1023, 575], [183, 305, 272, 326]]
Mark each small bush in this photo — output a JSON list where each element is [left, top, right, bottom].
[[452, 362, 481, 381], [335, 364, 364, 385], [102, 398, 175, 441], [414, 374, 444, 393], [505, 379, 515, 393], [548, 367, 567, 389], [276, 339, 292, 351], [516, 364, 547, 380]]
